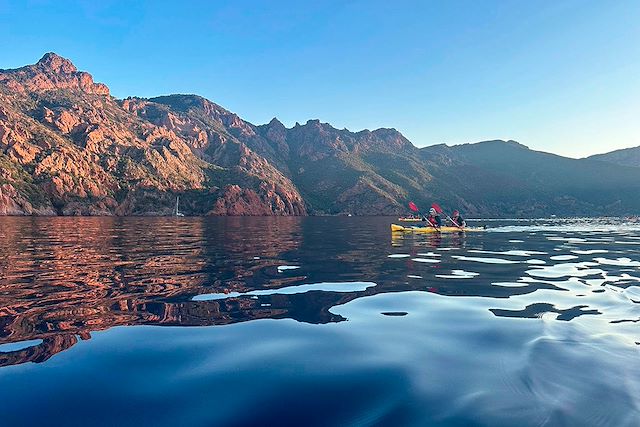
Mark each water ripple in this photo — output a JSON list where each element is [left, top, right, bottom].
[[2, 217, 640, 426]]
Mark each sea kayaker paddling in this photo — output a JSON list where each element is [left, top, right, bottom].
[[426, 207, 442, 228], [450, 210, 466, 228]]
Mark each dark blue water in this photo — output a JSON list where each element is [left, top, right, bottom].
[[1, 217, 639, 426]]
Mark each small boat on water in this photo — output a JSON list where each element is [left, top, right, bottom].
[[391, 224, 485, 233], [175, 196, 185, 217]]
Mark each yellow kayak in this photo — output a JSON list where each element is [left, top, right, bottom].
[[391, 224, 485, 233]]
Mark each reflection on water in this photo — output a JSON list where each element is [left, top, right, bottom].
[[1, 217, 640, 426]]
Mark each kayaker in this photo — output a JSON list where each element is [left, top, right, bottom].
[[451, 210, 466, 227], [427, 208, 442, 228]]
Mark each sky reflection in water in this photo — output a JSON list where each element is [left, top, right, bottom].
[[0, 216, 639, 426]]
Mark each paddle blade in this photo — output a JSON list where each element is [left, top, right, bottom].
[[408, 202, 419, 212], [431, 203, 444, 214]]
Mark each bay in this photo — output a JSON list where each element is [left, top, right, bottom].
[[1, 216, 639, 426]]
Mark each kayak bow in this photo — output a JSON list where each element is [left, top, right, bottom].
[[391, 224, 485, 233]]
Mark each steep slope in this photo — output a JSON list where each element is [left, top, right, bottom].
[[138, 97, 437, 215], [0, 53, 305, 215], [420, 140, 640, 216], [256, 119, 442, 215], [122, 95, 305, 215], [588, 146, 640, 168], [2, 53, 640, 217]]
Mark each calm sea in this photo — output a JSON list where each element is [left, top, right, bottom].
[[1, 216, 639, 426]]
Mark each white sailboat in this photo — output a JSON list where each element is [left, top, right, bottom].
[[175, 196, 185, 217]]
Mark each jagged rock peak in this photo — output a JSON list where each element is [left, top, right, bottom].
[[300, 119, 340, 132], [37, 52, 77, 74], [267, 117, 285, 128], [0, 52, 109, 96]]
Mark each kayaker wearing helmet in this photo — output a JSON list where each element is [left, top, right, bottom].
[[426, 207, 442, 228], [451, 210, 466, 227]]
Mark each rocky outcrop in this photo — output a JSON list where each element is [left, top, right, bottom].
[[0, 52, 109, 96], [208, 183, 305, 216], [0, 54, 306, 216], [0, 183, 53, 215]]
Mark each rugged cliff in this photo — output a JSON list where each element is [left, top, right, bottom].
[[0, 53, 305, 215], [1, 53, 640, 216]]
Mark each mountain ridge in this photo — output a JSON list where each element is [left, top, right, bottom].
[[1, 53, 638, 217], [587, 145, 640, 168]]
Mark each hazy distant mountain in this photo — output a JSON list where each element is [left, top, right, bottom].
[[588, 146, 640, 168], [420, 141, 640, 216], [1, 53, 640, 216]]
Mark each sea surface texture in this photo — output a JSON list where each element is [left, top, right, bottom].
[[1, 217, 639, 426]]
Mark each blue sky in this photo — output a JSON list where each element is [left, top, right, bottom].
[[1, 0, 639, 157]]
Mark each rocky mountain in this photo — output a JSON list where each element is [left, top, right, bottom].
[[420, 141, 640, 216], [0, 53, 305, 215], [1, 53, 639, 217], [588, 146, 640, 168]]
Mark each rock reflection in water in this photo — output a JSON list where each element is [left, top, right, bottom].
[[0, 217, 309, 367], [2, 216, 640, 371]]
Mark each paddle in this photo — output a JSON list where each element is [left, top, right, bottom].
[[408, 202, 438, 230], [431, 203, 464, 230]]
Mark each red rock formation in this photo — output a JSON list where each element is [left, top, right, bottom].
[[0, 52, 438, 217], [0, 52, 109, 96], [0, 53, 307, 216]]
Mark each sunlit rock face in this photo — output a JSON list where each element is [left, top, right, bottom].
[[2, 53, 640, 217], [0, 54, 306, 216], [0, 52, 110, 96]]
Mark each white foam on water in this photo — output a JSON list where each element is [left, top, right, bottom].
[[388, 254, 411, 258], [571, 249, 609, 255], [492, 281, 529, 287], [411, 258, 440, 263], [416, 252, 441, 257], [550, 255, 579, 261], [594, 257, 640, 267], [468, 249, 546, 257], [436, 270, 480, 279], [277, 265, 300, 272], [452, 255, 519, 264], [526, 262, 604, 279]]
